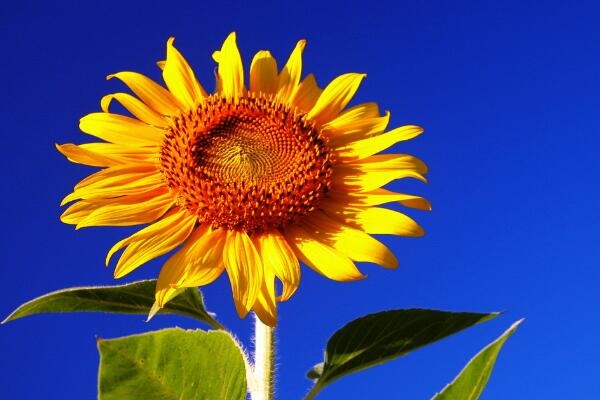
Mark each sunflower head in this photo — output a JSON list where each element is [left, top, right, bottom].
[[58, 32, 430, 327], [160, 92, 334, 233]]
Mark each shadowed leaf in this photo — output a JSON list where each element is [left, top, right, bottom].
[[432, 319, 523, 400], [98, 328, 247, 400], [2, 280, 222, 329], [305, 309, 498, 399]]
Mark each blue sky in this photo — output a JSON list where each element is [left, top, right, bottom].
[[1, 0, 598, 398]]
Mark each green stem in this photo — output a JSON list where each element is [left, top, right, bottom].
[[304, 384, 320, 400], [251, 314, 275, 400]]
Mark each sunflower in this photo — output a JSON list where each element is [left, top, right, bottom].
[[58, 33, 430, 327]]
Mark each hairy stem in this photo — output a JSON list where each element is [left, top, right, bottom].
[[251, 315, 275, 400]]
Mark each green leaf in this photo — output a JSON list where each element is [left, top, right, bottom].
[[432, 319, 523, 400], [305, 309, 498, 399], [2, 280, 222, 329], [98, 328, 247, 400]]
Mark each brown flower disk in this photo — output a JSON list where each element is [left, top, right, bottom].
[[160, 93, 334, 233]]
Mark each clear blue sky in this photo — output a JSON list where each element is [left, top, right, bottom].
[[1, 1, 598, 398]]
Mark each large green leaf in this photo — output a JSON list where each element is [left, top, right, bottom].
[[432, 319, 523, 400], [98, 328, 247, 400], [2, 280, 222, 329], [305, 309, 498, 399]]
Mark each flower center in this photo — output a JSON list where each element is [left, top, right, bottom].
[[159, 93, 334, 233]]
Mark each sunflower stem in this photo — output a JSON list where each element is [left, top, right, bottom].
[[252, 314, 275, 400]]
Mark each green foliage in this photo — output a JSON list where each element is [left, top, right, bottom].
[[98, 328, 247, 400], [305, 309, 498, 398], [432, 319, 523, 400], [4, 280, 521, 399], [2, 280, 222, 329]]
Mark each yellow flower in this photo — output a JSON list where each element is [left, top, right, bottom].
[[58, 33, 430, 327]]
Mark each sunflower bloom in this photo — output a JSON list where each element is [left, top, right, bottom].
[[58, 33, 430, 326]]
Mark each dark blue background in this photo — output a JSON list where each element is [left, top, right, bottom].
[[1, 1, 598, 398]]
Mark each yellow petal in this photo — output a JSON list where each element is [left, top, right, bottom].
[[61, 189, 168, 227], [156, 60, 166, 70], [255, 230, 300, 302], [332, 167, 427, 193], [111, 210, 197, 278], [155, 225, 227, 306], [283, 224, 365, 282], [323, 102, 379, 131], [328, 188, 431, 210], [307, 73, 366, 124], [291, 74, 322, 113], [328, 102, 380, 122], [277, 40, 306, 103], [331, 153, 429, 192], [107, 71, 182, 115], [100, 93, 168, 127], [72, 189, 174, 228], [79, 113, 163, 146], [324, 104, 391, 146], [60, 200, 102, 225], [78, 143, 156, 163], [62, 171, 162, 205], [73, 164, 156, 191], [163, 37, 207, 109], [213, 67, 223, 94], [60, 179, 165, 206], [335, 125, 424, 161], [250, 50, 278, 94], [222, 230, 262, 318], [106, 209, 183, 264], [56, 143, 123, 167], [324, 206, 425, 237], [349, 153, 428, 174], [252, 270, 277, 327], [303, 211, 398, 268], [171, 227, 227, 287], [217, 32, 245, 99]]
